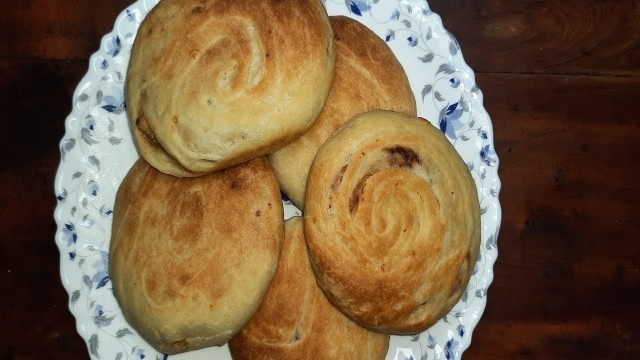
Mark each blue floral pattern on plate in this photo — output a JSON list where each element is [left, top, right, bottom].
[[54, 1, 501, 359]]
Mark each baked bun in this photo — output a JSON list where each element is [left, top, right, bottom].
[[268, 16, 416, 208], [126, 0, 335, 177], [229, 217, 389, 359], [109, 158, 284, 354], [304, 110, 481, 334]]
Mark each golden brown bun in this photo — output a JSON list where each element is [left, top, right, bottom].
[[126, 0, 335, 177], [109, 158, 284, 354], [229, 217, 389, 359], [268, 16, 416, 208], [304, 110, 480, 334]]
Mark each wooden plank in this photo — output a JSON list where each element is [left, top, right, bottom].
[[3, 0, 639, 78], [0, 59, 88, 359], [464, 72, 640, 358], [0, 0, 131, 60], [428, 0, 640, 76]]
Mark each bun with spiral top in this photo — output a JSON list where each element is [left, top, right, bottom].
[[304, 110, 481, 334], [126, 0, 335, 176], [268, 16, 416, 208]]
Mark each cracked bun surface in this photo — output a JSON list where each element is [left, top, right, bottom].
[[304, 110, 481, 334], [109, 158, 284, 354], [126, 0, 335, 176]]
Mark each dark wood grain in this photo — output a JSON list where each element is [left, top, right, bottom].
[[1, 0, 639, 359], [430, 0, 640, 76], [464, 72, 640, 359]]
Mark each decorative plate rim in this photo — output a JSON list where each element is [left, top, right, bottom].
[[54, 1, 501, 359]]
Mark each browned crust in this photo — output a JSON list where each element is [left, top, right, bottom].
[[109, 158, 284, 354], [268, 16, 416, 208], [304, 110, 481, 334], [229, 217, 389, 359]]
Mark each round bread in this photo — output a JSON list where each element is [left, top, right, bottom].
[[304, 110, 481, 334], [268, 16, 416, 208], [126, 0, 335, 177], [109, 158, 284, 354], [229, 217, 389, 359]]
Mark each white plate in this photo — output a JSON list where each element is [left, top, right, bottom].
[[54, 1, 501, 359]]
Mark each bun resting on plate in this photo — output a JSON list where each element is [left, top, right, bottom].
[[304, 110, 481, 334], [229, 217, 389, 360], [126, 0, 336, 176], [268, 15, 416, 208], [109, 158, 284, 354]]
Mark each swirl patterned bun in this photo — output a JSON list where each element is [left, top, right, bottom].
[[304, 110, 481, 334], [269, 16, 416, 208], [126, 0, 335, 176], [229, 217, 389, 360], [109, 158, 284, 354]]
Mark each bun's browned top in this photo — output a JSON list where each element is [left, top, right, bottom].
[[229, 217, 389, 359], [109, 158, 284, 354], [304, 110, 481, 334], [269, 16, 416, 208], [126, 0, 335, 176]]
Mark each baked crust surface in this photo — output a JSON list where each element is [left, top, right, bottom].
[[109, 158, 284, 354], [229, 217, 389, 359], [304, 110, 481, 334], [269, 16, 416, 208], [126, 0, 335, 176]]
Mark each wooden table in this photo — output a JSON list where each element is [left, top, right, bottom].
[[1, 0, 638, 359]]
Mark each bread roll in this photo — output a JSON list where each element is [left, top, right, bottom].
[[304, 110, 481, 334], [109, 158, 284, 354], [268, 16, 416, 208], [229, 217, 389, 359], [126, 0, 335, 176]]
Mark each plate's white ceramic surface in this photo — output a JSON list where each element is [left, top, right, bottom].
[[54, 1, 501, 359]]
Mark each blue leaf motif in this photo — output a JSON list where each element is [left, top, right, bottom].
[[101, 104, 118, 112], [57, 189, 68, 202], [421, 84, 432, 101], [88, 334, 100, 358], [436, 63, 457, 76], [449, 76, 461, 88], [91, 251, 110, 289], [100, 59, 108, 69], [419, 53, 435, 63], [427, 333, 437, 349], [81, 128, 98, 145], [87, 155, 101, 170], [116, 328, 133, 338], [126, 9, 136, 22], [69, 252, 76, 260], [134, 348, 146, 359], [87, 180, 99, 197], [439, 103, 465, 140], [347, 0, 371, 16], [385, 30, 395, 42], [93, 304, 115, 327], [106, 36, 122, 57], [480, 145, 498, 166], [63, 223, 77, 246], [60, 138, 76, 160], [407, 35, 418, 47], [102, 86, 126, 114], [96, 276, 110, 289], [444, 337, 461, 360]]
